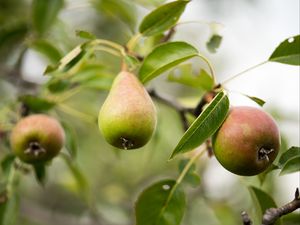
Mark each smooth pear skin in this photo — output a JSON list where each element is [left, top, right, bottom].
[[98, 71, 157, 149], [10, 114, 65, 164], [212, 106, 280, 176]]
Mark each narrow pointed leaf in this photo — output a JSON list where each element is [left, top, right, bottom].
[[278, 146, 300, 167], [75, 30, 96, 40], [245, 95, 266, 107], [135, 179, 186, 225], [139, 1, 189, 36], [30, 39, 62, 64], [206, 34, 222, 53], [269, 35, 300, 66], [139, 42, 198, 83], [33, 164, 47, 185], [248, 186, 281, 225], [170, 91, 229, 159], [32, 0, 64, 35], [280, 156, 300, 175]]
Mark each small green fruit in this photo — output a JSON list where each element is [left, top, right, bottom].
[[10, 114, 65, 164], [98, 71, 157, 149], [212, 106, 280, 176]]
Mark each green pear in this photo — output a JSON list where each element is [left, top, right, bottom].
[[98, 71, 157, 150]]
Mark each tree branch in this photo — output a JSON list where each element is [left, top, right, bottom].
[[148, 89, 192, 131], [241, 211, 253, 225], [261, 188, 300, 225], [160, 27, 176, 43], [241, 188, 300, 225]]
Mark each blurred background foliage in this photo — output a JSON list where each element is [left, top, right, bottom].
[[0, 0, 299, 225]]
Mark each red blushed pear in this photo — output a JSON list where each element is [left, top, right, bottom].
[[10, 114, 65, 164], [212, 106, 280, 176], [98, 71, 157, 150]]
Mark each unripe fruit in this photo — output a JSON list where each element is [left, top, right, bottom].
[[212, 106, 280, 176], [98, 71, 157, 150], [10, 114, 65, 164]]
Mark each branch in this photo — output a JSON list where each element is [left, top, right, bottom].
[[241, 188, 300, 225], [160, 27, 176, 43], [261, 188, 300, 225], [148, 89, 192, 131], [241, 211, 253, 225]]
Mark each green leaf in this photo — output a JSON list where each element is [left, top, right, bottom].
[[278, 146, 300, 167], [0, 192, 20, 225], [75, 30, 96, 40], [30, 39, 62, 64], [139, 42, 199, 83], [60, 154, 89, 199], [170, 91, 229, 159], [18, 95, 55, 112], [1, 155, 15, 178], [248, 186, 280, 225], [32, 0, 64, 35], [139, 1, 189, 36], [33, 164, 47, 185], [280, 156, 300, 175], [70, 64, 114, 90], [245, 95, 266, 107], [206, 34, 222, 53], [95, 0, 137, 30], [0, 22, 28, 51], [282, 213, 300, 225], [168, 64, 214, 90], [47, 79, 71, 93], [62, 122, 78, 158], [44, 45, 86, 75], [269, 35, 300, 66], [178, 159, 201, 187], [135, 179, 186, 225]]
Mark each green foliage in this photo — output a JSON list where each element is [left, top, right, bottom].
[[249, 186, 281, 225], [170, 91, 229, 159], [139, 0, 189, 36], [178, 159, 200, 187], [135, 179, 186, 225], [139, 42, 199, 83], [0, 191, 20, 225], [245, 95, 266, 107], [206, 34, 223, 53], [269, 35, 300, 65], [94, 0, 137, 31], [168, 64, 214, 91], [33, 163, 47, 185], [18, 95, 56, 112], [30, 39, 62, 64], [0, 1, 299, 225], [32, 0, 64, 36], [280, 156, 300, 175]]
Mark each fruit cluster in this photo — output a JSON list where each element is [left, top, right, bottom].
[[9, 70, 280, 176]]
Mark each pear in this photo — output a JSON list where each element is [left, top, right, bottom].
[[98, 71, 157, 150]]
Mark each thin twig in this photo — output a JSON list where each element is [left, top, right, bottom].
[[160, 27, 176, 43], [241, 211, 253, 225], [261, 188, 300, 225], [242, 188, 300, 225], [148, 89, 191, 131]]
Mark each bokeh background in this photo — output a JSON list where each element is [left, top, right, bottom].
[[0, 0, 299, 225]]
